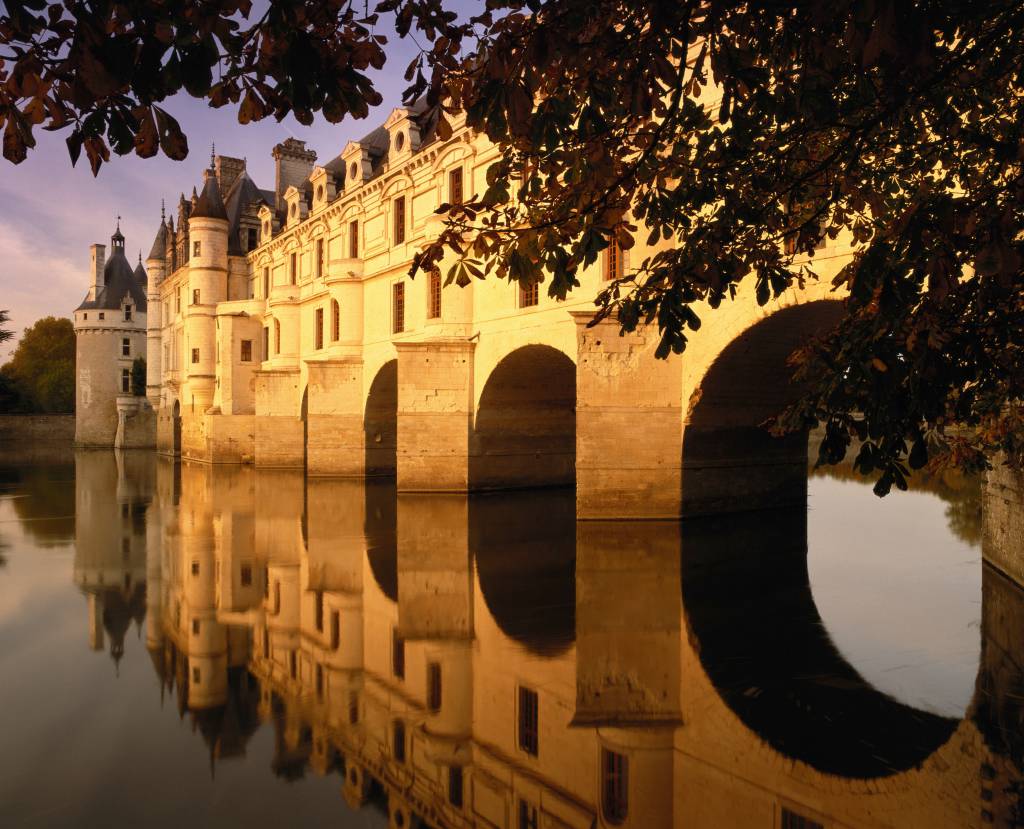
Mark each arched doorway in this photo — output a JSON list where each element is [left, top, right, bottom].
[[470, 345, 576, 490], [364, 360, 397, 477], [681, 300, 845, 516], [172, 400, 182, 457]]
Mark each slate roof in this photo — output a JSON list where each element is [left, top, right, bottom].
[[76, 231, 148, 313], [191, 171, 228, 220]]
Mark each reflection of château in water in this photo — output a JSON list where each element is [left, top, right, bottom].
[[72, 451, 1024, 828]]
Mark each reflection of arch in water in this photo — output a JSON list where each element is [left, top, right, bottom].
[[470, 345, 576, 490], [364, 360, 397, 477], [681, 507, 960, 778], [472, 489, 576, 656], [682, 300, 844, 516], [365, 481, 397, 601]]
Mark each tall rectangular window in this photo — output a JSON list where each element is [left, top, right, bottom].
[[331, 300, 340, 341], [191, 348, 200, 364], [519, 281, 539, 308], [428, 271, 442, 319], [448, 766, 464, 808], [393, 196, 406, 245], [314, 591, 324, 631], [247, 228, 257, 251], [331, 611, 340, 650], [518, 800, 539, 829], [315, 663, 324, 698], [315, 307, 324, 350], [393, 720, 406, 763], [348, 692, 359, 724], [263, 267, 269, 298], [263, 326, 269, 361], [289, 650, 297, 679], [349, 220, 359, 257], [392, 629, 405, 679], [124, 305, 132, 321], [449, 167, 463, 204], [121, 337, 130, 357], [240, 339, 253, 362], [240, 563, 253, 587], [121, 368, 130, 393], [427, 663, 442, 711], [605, 240, 623, 281], [193, 240, 201, 257], [192, 289, 200, 305], [290, 252, 297, 284], [602, 749, 629, 824], [316, 238, 324, 278], [176, 290, 181, 314], [392, 282, 405, 335], [518, 686, 538, 756]]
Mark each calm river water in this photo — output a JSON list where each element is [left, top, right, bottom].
[[0, 449, 1019, 828]]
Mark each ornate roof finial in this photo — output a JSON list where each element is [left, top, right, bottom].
[[210, 142, 216, 169], [160, 199, 165, 221], [138, 250, 142, 264]]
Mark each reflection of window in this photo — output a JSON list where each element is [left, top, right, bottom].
[[240, 563, 252, 586], [348, 692, 359, 724], [315, 592, 324, 631], [289, 650, 297, 679], [602, 749, 628, 824], [448, 766, 463, 808], [428, 272, 442, 320], [518, 686, 538, 756], [519, 282, 539, 308], [393, 720, 406, 763], [315, 664, 324, 698], [518, 799, 539, 829], [191, 560, 200, 577], [331, 611, 340, 650], [780, 808, 824, 829], [392, 629, 405, 679], [262, 627, 269, 658], [192, 667, 200, 685], [192, 619, 200, 636], [392, 282, 405, 335], [427, 662, 442, 711]]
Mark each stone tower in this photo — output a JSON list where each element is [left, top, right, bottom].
[[73, 223, 150, 446]]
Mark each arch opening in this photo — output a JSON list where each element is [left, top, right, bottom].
[[470, 345, 576, 491], [682, 300, 844, 517], [364, 360, 397, 478]]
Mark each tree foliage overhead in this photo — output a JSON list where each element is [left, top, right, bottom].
[[3, 1, 1024, 489], [1, 316, 75, 413]]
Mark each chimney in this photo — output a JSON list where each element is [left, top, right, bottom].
[[215, 155, 246, 195], [272, 138, 317, 212], [89, 243, 106, 301]]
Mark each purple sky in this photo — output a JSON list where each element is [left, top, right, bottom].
[[0, 28, 426, 362]]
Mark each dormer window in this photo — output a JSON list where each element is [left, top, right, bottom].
[[349, 162, 358, 180], [316, 185, 324, 201], [395, 132, 405, 152], [247, 228, 257, 251], [123, 305, 132, 321]]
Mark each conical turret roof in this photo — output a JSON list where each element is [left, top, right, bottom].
[[191, 170, 228, 221]]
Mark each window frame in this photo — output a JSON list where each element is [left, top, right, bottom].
[[120, 368, 131, 394], [240, 339, 253, 363], [393, 195, 406, 245], [449, 166, 464, 205], [191, 347, 200, 364], [392, 281, 406, 335], [428, 271, 442, 320], [427, 662, 442, 712], [331, 299, 340, 342], [315, 306, 324, 350], [349, 219, 359, 258], [290, 251, 297, 285], [601, 748, 629, 825], [193, 240, 201, 257], [392, 629, 405, 679], [517, 685, 539, 756], [519, 281, 539, 308], [121, 337, 130, 357], [316, 237, 325, 278]]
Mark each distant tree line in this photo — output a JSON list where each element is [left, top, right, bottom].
[[0, 313, 75, 414]]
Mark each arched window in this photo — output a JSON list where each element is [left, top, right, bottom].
[[331, 300, 340, 341], [601, 748, 628, 824]]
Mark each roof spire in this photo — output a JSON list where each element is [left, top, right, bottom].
[[138, 250, 142, 265], [160, 199, 165, 221], [210, 142, 216, 169]]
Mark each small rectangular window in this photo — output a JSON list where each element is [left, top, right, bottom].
[[192, 289, 200, 305], [449, 167, 464, 205], [83, 313, 88, 320], [518, 686, 538, 756], [518, 799, 539, 829], [290, 252, 297, 284], [99, 312, 105, 320], [316, 238, 324, 278], [605, 240, 623, 281], [240, 563, 253, 586], [349, 220, 359, 257], [191, 348, 200, 364], [448, 766, 464, 808], [124, 305, 132, 321], [780, 808, 825, 829], [240, 339, 253, 362], [315, 307, 324, 350], [602, 749, 629, 824], [428, 271, 442, 320], [193, 240, 201, 257], [331, 301, 340, 341], [393, 196, 406, 245], [519, 282, 539, 308], [121, 337, 130, 357], [121, 368, 130, 393], [392, 629, 405, 679], [263, 267, 270, 298], [393, 720, 406, 763], [392, 282, 405, 335], [427, 662, 442, 711]]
